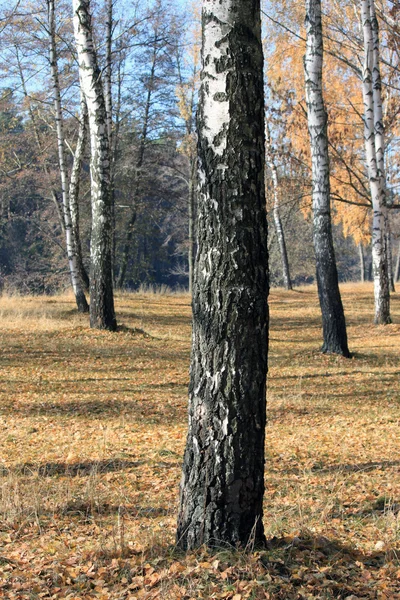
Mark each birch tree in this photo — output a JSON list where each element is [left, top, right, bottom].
[[361, 0, 391, 324], [265, 123, 292, 290], [304, 0, 350, 356], [177, 0, 269, 549], [73, 0, 116, 330], [48, 0, 89, 313], [69, 91, 90, 292]]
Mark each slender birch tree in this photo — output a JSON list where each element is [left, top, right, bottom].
[[361, 0, 391, 324], [265, 123, 292, 290], [304, 0, 350, 356], [72, 0, 116, 330], [48, 0, 89, 313], [69, 91, 90, 292], [177, 0, 269, 549]]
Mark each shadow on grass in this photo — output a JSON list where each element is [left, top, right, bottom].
[[0, 394, 186, 420], [62, 500, 171, 518], [311, 459, 400, 474], [90, 533, 397, 599], [0, 458, 145, 477]]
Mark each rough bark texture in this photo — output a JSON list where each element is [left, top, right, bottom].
[[304, 0, 350, 357], [188, 156, 196, 295], [176, 0, 269, 550], [48, 0, 89, 313], [73, 0, 116, 330], [361, 0, 391, 324], [265, 124, 292, 290], [69, 92, 90, 292]]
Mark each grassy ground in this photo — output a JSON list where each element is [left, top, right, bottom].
[[0, 283, 399, 599]]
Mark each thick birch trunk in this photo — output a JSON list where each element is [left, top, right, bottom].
[[361, 0, 391, 324], [265, 124, 292, 290], [69, 92, 90, 292], [359, 244, 365, 282], [48, 0, 89, 313], [188, 155, 196, 295], [304, 0, 350, 356], [73, 0, 116, 330], [177, 0, 268, 550]]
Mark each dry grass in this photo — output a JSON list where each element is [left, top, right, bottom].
[[0, 283, 399, 599]]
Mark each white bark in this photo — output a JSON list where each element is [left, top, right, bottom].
[[69, 90, 90, 291], [73, 0, 116, 330], [48, 0, 88, 312], [361, 0, 391, 324], [200, 1, 231, 157], [304, 0, 349, 356], [265, 124, 292, 290]]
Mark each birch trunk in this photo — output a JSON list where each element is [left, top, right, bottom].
[[188, 155, 196, 295], [177, 0, 268, 550], [359, 243, 365, 282], [48, 0, 89, 313], [395, 240, 400, 283], [69, 91, 90, 292], [265, 124, 292, 290], [304, 0, 350, 356], [386, 228, 395, 292], [361, 0, 391, 324], [73, 0, 116, 330]]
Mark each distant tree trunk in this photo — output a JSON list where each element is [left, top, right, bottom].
[[359, 244, 365, 282], [104, 0, 113, 148], [304, 0, 350, 356], [69, 92, 90, 292], [116, 57, 153, 289], [386, 227, 395, 293], [73, 0, 116, 330], [265, 124, 292, 290], [48, 0, 89, 313], [177, 0, 269, 550], [395, 240, 400, 283], [361, 0, 391, 324]]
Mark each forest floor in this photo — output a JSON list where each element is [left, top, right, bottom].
[[0, 283, 399, 599]]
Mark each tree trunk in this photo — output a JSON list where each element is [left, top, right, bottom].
[[386, 225, 395, 293], [177, 0, 269, 550], [359, 243, 365, 282], [48, 0, 89, 313], [361, 0, 391, 324], [69, 91, 90, 292], [395, 240, 400, 283], [304, 0, 350, 356], [116, 71, 153, 288], [188, 154, 196, 295], [265, 124, 292, 290], [73, 0, 116, 330]]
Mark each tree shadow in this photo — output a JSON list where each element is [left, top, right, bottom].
[[0, 458, 145, 477], [0, 394, 186, 420]]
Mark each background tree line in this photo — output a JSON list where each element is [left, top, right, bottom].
[[0, 0, 398, 300]]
